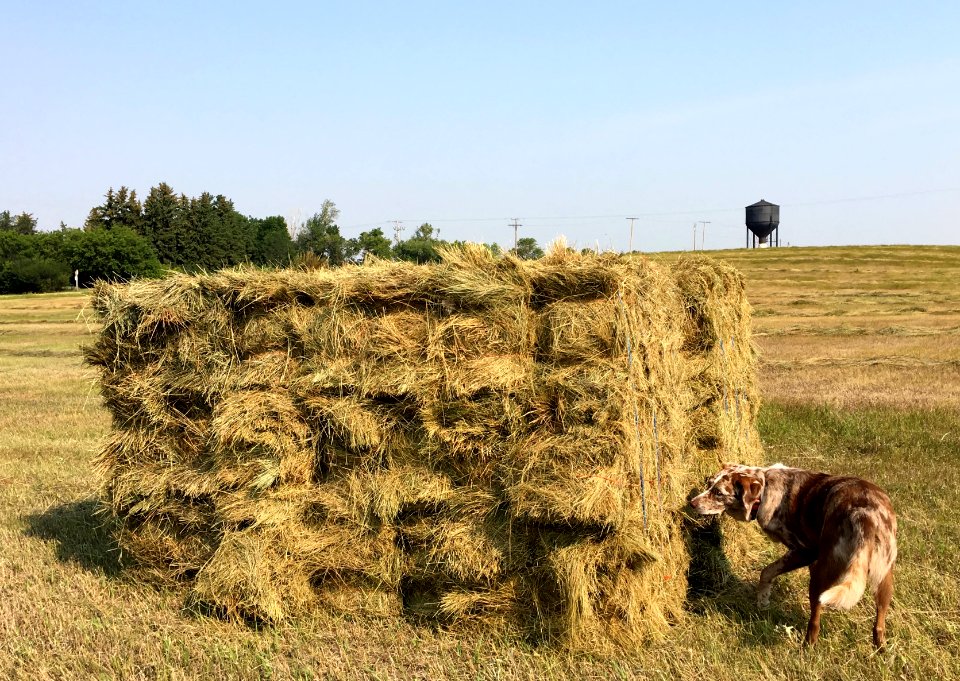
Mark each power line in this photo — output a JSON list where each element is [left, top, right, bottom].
[[783, 186, 960, 208], [340, 186, 960, 232]]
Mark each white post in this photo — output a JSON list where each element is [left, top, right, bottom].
[[74, 270, 79, 289]]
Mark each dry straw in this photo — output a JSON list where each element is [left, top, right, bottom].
[[670, 255, 760, 468], [86, 243, 759, 649]]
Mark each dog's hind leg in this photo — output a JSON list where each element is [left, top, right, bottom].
[[804, 568, 828, 646], [873, 568, 894, 650], [757, 549, 815, 608], [805, 551, 853, 646]]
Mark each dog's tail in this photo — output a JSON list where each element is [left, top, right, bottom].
[[819, 549, 869, 611], [820, 511, 898, 611]]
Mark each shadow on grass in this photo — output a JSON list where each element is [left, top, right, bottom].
[[23, 498, 123, 578], [683, 495, 809, 648]]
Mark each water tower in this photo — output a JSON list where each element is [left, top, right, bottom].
[[745, 199, 780, 248]]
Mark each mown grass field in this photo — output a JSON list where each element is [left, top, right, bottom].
[[2, 245, 959, 680]]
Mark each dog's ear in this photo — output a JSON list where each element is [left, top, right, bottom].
[[734, 471, 764, 514]]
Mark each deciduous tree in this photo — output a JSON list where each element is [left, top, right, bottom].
[[50, 227, 162, 285], [350, 227, 393, 261], [296, 201, 354, 265], [394, 223, 443, 263], [511, 236, 544, 260]]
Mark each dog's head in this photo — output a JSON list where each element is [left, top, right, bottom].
[[690, 463, 765, 522]]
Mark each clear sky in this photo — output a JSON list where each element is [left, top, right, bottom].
[[2, 1, 958, 252]]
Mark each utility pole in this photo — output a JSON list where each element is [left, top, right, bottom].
[[698, 221, 711, 250], [509, 218, 522, 251], [392, 220, 405, 246], [626, 217, 637, 253]]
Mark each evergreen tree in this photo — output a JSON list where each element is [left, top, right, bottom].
[[250, 216, 294, 265], [183, 192, 221, 269], [212, 194, 254, 266], [15, 212, 38, 234], [0, 211, 38, 234], [85, 186, 143, 232], [82, 183, 338, 271], [141, 182, 184, 265]]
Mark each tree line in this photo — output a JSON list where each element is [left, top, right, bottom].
[[0, 184, 545, 294]]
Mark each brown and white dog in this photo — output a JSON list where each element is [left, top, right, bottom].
[[690, 463, 897, 648]]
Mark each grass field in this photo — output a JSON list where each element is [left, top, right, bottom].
[[2, 245, 959, 680]]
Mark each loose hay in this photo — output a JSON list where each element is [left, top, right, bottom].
[[86, 243, 760, 648]]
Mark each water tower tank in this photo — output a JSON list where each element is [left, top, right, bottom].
[[746, 199, 780, 246]]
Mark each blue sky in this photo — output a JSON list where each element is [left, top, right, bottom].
[[2, 1, 958, 251]]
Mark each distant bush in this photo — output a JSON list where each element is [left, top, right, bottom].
[[0, 227, 163, 293], [0, 256, 71, 294], [49, 227, 163, 286], [0, 231, 38, 261]]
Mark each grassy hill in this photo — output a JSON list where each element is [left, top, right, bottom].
[[2, 246, 958, 680]]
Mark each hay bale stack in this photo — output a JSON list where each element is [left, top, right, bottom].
[[669, 256, 762, 601], [86, 244, 757, 648], [671, 255, 760, 469]]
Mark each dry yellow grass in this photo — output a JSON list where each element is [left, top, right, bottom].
[[656, 245, 960, 409], [3, 246, 960, 680]]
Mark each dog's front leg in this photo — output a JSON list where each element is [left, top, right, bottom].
[[757, 549, 815, 608]]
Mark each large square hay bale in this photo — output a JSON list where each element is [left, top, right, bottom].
[[86, 244, 758, 648]]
